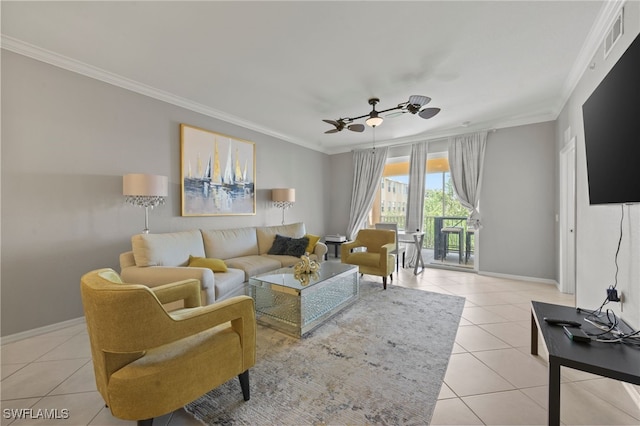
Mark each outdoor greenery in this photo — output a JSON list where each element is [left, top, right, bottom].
[[424, 176, 469, 218], [380, 173, 469, 249]]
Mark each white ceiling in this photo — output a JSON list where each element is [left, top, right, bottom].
[[2, 1, 610, 154]]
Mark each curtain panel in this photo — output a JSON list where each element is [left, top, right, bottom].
[[346, 147, 388, 240], [448, 131, 487, 229], [405, 141, 428, 266]]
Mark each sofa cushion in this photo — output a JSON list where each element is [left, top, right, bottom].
[[188, 255, 228, 272], [212, 269, 247, 300], [262, 254, 301, 267], [201, 227, 259, 260], [344, 252, 382, 268], [256, 222, 306, 254], [131, 230, 205, 267], [225, 255, 281, 281]]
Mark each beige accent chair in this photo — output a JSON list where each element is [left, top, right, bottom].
[[374, 222, 406, 271], [80, 268, 256, 426], [341, 229, 396, 289]]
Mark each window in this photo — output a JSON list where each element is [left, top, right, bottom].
[[368, 153, 468, 247]]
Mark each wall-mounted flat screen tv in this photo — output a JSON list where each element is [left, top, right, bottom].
[[582, 31, 640, 205]]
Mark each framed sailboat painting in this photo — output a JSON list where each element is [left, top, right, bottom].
[[180, 124, 256, 216]]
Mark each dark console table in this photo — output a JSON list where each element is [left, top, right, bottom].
[[530, 301, 640, 425], [323, 240, 343, 260]]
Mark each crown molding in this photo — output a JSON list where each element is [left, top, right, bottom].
[[555, 0, 626, 117], [1, 35, 325, 153]]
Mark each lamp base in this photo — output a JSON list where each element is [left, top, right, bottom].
[[273, 201, 293, 225], [143, 206, 150, 234]]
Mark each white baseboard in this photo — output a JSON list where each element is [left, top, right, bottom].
[[1, 317, 86, 345], [478, 270, 559, 287]]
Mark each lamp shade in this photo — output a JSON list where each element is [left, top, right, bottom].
[[123, 174, 168, 197], [272, 188, 295, 203]]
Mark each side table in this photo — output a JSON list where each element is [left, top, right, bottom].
[[399, 231, 425, 275], [324, 240, 343, 260]]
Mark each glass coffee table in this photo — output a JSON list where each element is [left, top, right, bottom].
[[248, 262, 359, 337]]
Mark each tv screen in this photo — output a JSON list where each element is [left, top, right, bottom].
[[582, 31, 640, 205]]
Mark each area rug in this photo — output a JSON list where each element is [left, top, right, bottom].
[[185, 280, 465, 425]]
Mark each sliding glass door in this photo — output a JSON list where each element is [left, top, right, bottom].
[[368, 152, 474, 268]]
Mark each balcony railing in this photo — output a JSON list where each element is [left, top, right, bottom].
[[378, 215, 472, 253]]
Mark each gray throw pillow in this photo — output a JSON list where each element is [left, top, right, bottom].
[[268, 234, 291, 255], [284, 237, 310, 257]]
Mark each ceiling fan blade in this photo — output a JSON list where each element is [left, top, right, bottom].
[[408, 95, 431, 107], [323, 119, 339, 126], [418, 107, 441, 119], [386, 111, 406, 118], [325, 128, 340, 134], [348, 123, 365, 132]]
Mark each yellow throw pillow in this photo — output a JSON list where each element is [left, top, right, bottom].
[[188, 255, 228, 272], [305, 234, 321, 254]]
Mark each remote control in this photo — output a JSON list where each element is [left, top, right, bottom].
[[563, 326, 591, 343], [543, 317, 582, 327]]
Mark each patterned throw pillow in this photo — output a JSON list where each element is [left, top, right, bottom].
[[284, 237, 310, 257], [268, 234, 291, 255]]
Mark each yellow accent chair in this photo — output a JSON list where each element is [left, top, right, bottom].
[[80, 268, 256, 426], [341, 228, 396, 289]]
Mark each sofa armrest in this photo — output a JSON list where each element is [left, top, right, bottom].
[[119, 251, 136, 270], [120, 265, 215, 304], [313, 242, 328, 262]]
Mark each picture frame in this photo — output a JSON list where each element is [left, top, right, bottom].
[[180, 124, 256, 216]]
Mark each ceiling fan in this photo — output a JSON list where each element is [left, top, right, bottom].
[[323, 95, 441, 134]]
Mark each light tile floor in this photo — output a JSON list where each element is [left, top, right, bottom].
[[2, 264, 639, 425]]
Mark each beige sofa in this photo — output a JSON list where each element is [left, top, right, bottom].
[[119, 222, 327, 305]]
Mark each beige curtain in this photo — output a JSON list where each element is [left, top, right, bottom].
[[346, 147, 389, 240], [448, 131, 487, 229], [404, 141, 428, 266]]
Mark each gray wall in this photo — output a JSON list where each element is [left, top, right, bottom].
[[1, 51, 330, 336], [327, 124, 557, 281], [555, 2, 639, 329], [326, 151, 353, 236], [480, 123, 557, 279]]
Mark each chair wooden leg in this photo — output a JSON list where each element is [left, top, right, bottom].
[[137, 419, 153, 426], [238, 370, 250, 401], [382, 276, 387, 290]]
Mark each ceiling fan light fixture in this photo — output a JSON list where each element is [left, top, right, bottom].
[[366, 111, 384, 128]]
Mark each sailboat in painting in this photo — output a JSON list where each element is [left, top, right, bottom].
[[211, 140, 222, 187], [183, 130, 254, 215], [184, 152, 213, 196]]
